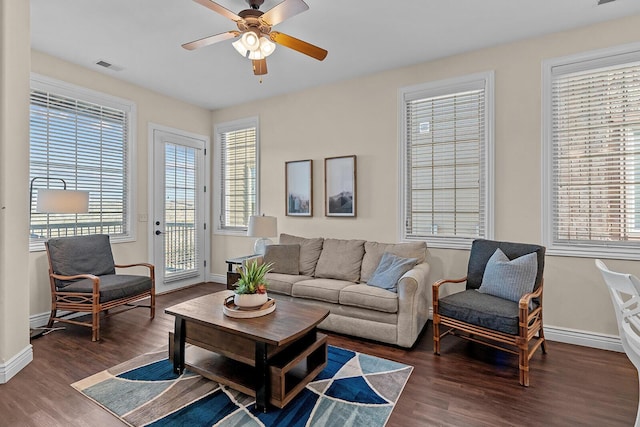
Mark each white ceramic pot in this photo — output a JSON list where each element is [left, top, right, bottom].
[[234, 292, 268, 308]]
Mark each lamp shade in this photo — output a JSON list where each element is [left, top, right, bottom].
[[36, 189, 90, 213], [247, 215, 277, 238]]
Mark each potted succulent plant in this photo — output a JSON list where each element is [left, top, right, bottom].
[[234, 260, 273, 308]]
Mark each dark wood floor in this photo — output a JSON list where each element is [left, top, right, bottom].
[[1, 282, 637, 426]]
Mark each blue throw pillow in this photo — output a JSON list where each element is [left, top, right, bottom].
[[478, 248, 537, 303], [367, 252, 418, 292]]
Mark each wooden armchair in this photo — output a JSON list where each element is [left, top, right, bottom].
[[432, 239, 546, 386], [45, 234, 155, 341]]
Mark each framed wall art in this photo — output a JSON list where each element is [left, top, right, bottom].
[[324, 155, 356, 217], [285, 159, 312, 216]]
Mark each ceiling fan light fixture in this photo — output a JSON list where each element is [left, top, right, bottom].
[[242, 31, 260, 50], [259, 37, 276, 57]]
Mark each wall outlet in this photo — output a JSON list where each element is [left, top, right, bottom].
[[138, 214, 148, 222]]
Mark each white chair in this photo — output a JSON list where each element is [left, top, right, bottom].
[[595, 259, 640, 427]]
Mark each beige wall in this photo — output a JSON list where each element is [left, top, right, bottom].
[[28, 52, 213, 316], [211, 14, 640, 337], [0, 0, 31, 373]]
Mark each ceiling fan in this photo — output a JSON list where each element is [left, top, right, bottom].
[[183, 0, 328, 76]]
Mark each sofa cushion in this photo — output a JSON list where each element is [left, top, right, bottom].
[[263, 244, 299, 275], [340, 284, 398, 313], [438, 289, 538, 335], [62, 274, 151, 303], [478, 248, 537, 303], [367, 252, 418, 292], [279, 233, 324, 276], [292, 278, 353, 303], [315, 238, 365, 282], [360, 241, 426, 283], [264, 272, 311, 296]]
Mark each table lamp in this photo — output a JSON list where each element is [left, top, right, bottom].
[[247, 215, 277, 255]]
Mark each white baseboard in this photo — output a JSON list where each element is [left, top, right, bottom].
[[544, 325, 623, 353], [210, 273, 225, 284], [0, 344, 33, 384]]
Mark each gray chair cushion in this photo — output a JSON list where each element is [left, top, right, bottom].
[[62, 274, 152, 303], [263, 244, 300, 275], [478, 248, 537, 303], [466, 239, 545, 293], [438, 289, 538, 335], [46, 234, 116, 288]]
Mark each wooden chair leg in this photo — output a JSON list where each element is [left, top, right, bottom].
[[46, 308, 56, 328], [539, 327, 547, 354], [92, 310, 100, 342], [519, 346, 529, 387], [150, 293, 156, 319], [433, 318, 441, 355]]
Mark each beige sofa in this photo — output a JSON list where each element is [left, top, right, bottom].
[[249, 234, 430, 348]]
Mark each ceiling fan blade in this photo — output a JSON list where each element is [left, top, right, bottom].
[[182, 31, 239, 50], [270, 32, 327, 61], [253, 59, 268, 75], [193, 0, 242, 22], [261, 0, 309, 26]]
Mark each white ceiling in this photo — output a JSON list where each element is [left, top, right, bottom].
[[31, 0, 640, 111]]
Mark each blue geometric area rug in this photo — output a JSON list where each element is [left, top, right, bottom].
[[72, 345, 413, 427]]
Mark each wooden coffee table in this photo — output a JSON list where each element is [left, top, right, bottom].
[[165, 291, 329, 412]]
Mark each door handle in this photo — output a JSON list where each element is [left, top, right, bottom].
[[155, 230, 163, 235]]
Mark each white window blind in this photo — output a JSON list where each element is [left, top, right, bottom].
[[29, 77, 133, 247], [400, 73, 493, 248], [217, 119, 258, 231], [548, 57, 640, 253]]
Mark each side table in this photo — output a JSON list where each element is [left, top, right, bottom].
[[225, 254, 257, 289]]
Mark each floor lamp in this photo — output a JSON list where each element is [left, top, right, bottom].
[[29, 177, 89, 339], [29, 177, 90, 216]]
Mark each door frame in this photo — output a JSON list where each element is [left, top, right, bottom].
[[148, 123, 210, 294]]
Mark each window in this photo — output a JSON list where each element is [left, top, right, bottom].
[[543, 45, 640, 259], [29, 74, 135, 250], [399, 72, 494, 249], [214, 117, 259, 233]]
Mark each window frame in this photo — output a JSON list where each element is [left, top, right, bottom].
[[542, 42, 640, 260], [213, 116, 260, 236], [29, 73, 136, 252], [398, 71, 495, 249]]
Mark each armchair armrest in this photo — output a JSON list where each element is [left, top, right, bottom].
[[115, 262, 155, 278], [518, 280, 544, 330], [50, 273, 100, 294], [115, 262, 154, 271], [432, 277, 467, 303]]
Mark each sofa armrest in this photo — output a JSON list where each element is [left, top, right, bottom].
[[396, 262, 431, 347]]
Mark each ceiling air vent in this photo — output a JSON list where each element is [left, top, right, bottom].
[[95, 60, 123, 71]]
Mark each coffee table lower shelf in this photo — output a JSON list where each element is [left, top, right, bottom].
[[169, 332, 328, 409]]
